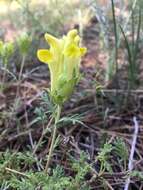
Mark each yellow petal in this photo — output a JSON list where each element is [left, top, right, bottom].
[[67, 29, 78, 39], [37, 49, 53, 63], [80, 47, 87, 56], [74, 35, 80, 45], [64, 43, 80, 58], [44, 33, 60, 49]]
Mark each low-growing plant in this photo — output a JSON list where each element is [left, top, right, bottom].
[[0, 40, 14, 91], [16, 32, 31, 83], [113, 137, 128, 169], [96, 143, 113, 175], [0, 151, 91, 190], [37, 29, 87, 172]]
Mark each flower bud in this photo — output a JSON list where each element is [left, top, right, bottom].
[[0, 40, 14, 63], [17, 33, 31, 55]]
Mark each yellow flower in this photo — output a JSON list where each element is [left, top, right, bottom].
[[37, 29, 87, 105]]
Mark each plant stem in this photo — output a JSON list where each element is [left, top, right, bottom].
[[16, 54, 26, 97], [107, 0, 138, 82], [45, 105, 61, 173], [1, 59, 8, 92], [111, 0, 118, 78], [105, 0, 118, 82], [18, 54, 26, 81], [32, 116, 54, 155]]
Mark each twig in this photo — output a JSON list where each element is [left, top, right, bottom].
[[86, 89, 143, 94], [1, 67, 17, 81], [124, 116, 139, 190], [104, 179, 114, 190], [5, 167, 29, 178]]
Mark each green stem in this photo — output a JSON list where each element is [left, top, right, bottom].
[[18, 54, 26, 81], [111, 0, 118, 77], [16, 54, 26, 97], [32, 116, 54, 155], [45, 105, 61, 173], [1, 59, 8, 92]]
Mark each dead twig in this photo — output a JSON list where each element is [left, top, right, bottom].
[[124, 117, 139, 190], [5, 167, 29, 178]]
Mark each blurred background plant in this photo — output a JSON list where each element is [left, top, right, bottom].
[[0, 0, 91, 39], [0, 40, 14, 91]]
